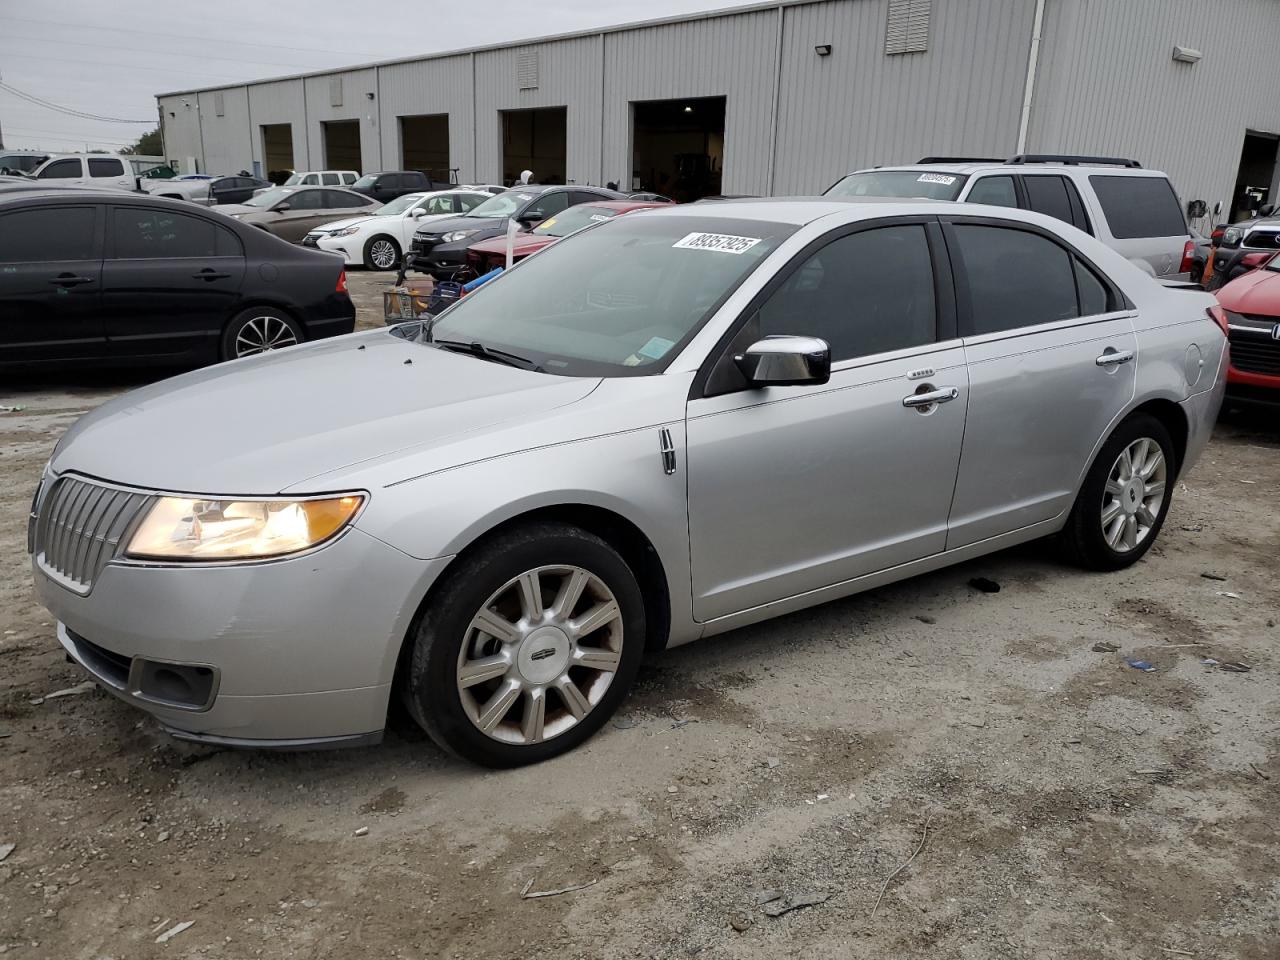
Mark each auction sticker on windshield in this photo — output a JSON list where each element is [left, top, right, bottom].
[[916, 173, 957, 185], [672, 232, 762, 254]]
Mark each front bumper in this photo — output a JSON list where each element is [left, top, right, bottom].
[[33, 522, 448, 747], [408, 236, 487, 277], [309, 234, 360, 265]]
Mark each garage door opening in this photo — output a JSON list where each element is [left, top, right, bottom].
[[632, 96, 725, 202], [260, 123, 294, 184], [400, 114, 451, 183], [501, 107, 566, 186], [322, 120, 362, 173], [1229, 130, 1280, 222]]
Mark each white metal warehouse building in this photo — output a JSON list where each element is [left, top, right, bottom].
[[157, 0, 1280, 219]]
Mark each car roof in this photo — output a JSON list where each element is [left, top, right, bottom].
[[578, 200, 668, 212], [638, 196, 927, 226], [844, 162, 1173, 179]]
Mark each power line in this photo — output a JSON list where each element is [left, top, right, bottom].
[[0, 30, 350, 71], [0, 81, 155, 123], [0, 50, 252, 83], [4, 127, 140, 146]]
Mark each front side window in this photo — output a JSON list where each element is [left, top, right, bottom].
[[0, 206, 96, 261], [421, 194, 454, 214], [38, 159, 82, 179], [352, 174, 377, 189], [376, 194, 425, 216], [950, 224, 1079, 334], [757, 224, 937, 361], [245, 187, 294, 208], [825, 170, 968, 201], [1090, 175, 1187, 238], [113, 208, 235, 259], [966, 176, 1017, 208], [88, 158, 125, 178], [427, 216, 795, 377], [302, 174, 319, 185], [522, 191, 570, 221], [457, 193, 485, 212], [341, 173, 356, 184]]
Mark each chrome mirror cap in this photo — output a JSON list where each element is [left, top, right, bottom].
[[734, 335, 831, 387]]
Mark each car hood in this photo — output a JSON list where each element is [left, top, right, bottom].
[[51, 330, 600, 495], [215, 204, 272, 219], [1219, 266, 1280, 313], [311, 214, 381, 233]]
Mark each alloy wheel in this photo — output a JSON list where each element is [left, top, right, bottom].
[[455, 564, 624, 745], [370, 239, 397, 269], [234, 315, 298, 358], [1100, 437, 1167, 552]]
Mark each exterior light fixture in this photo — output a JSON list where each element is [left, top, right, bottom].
[[815, 44, 832, 56], [1172, 46, 1202, 64]]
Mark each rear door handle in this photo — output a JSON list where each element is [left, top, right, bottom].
[[192, 269, 232, 281], [48, 274, 94, 287], [1095, 349, 1134, 366], [902, 386, 960, 408]]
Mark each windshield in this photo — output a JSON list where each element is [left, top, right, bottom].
[[427, 216, 795, 377], [244, 187, 294, 208], [825, 170, 968, 201], [283, 174, 304, 186], [353, 174, 377, 188], [377, 193, 425, 216], [1267, 253, 1280, 272], [466, 191, 533, 219], [534, 205, 621, 238]]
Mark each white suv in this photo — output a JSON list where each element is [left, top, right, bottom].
[[26, 154, 137, 192], [826, 154, 1195, 279]]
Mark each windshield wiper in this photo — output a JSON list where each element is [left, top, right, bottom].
[[432, 338, 543, 372]]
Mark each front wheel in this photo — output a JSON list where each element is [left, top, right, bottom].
[[363, 235, 401, 271], [1060, 413, 1175, 571], [403, 522, 645, 767]]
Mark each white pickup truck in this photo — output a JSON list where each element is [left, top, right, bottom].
[[22, 154, 168, 193]]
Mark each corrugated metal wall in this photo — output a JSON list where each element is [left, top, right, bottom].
[[473, 36, 603, 185], [773, 0, 1036, 194], [603, 9, 779, 194], [1028, 0, 1280, 214], [302, 67, 379, 172], [247, 79, 308, 170], [378, 54, 474, 178], [156, 95, 204, 172], [195, 87, 253, 176]]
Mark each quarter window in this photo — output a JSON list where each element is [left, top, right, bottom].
[[757, 224, 937, 361], [38, 159, 81, 179], [0, 207, 96, 261], [88, 158, 125, 178], [113, 208, 236, 259], [966, 176, 1017, 208], [1089, 175, 1187, 238], [1075, 258, 1111, 316], [325, 190, 370, 208], [951, 224, 1078, 334]]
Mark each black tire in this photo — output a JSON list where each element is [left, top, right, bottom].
[[1060, 413, 1176, 571], [363, 235, 401, 271], [403, 522, 645, 767], [219, 307, 304, 361]]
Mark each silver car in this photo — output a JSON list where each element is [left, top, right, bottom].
[[29, 199, 1226, 766]]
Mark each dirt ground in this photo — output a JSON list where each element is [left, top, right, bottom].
[[1, 272, 1277, 959]]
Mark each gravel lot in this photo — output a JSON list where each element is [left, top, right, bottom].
[[1, 272, 1277, 959]]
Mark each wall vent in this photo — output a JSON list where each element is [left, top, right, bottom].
[[517, 50, 539, 90], [885, 0, 931, 55], [329, 77, 343, 107], [213, 91, 225, 117]]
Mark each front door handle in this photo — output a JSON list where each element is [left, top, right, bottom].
[[1095, 349, 1135, 367], [902, 386, 960, 408], [48, 273, 94, 287], [192, 269, 232, 281]]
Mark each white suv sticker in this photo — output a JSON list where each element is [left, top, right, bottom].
[[917, 173, 957, 185], [672, 232, 762, 254]]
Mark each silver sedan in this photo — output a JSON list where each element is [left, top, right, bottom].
[[29, 199, 1226, 765]]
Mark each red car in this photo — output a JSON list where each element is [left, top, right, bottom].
[[1216, 252, 1280, 406], [466, 201, 667, 273]]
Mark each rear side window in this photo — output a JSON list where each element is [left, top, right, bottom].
[[1024, 175, 1092, 234], [320, 173, 339, 185], [1089, 175, 1186, 238], [88, 158, 125, 178], [327, 190, 372, 208], [113, 208, 235, 259], [0, 206, 96, 261], [758, 224, 936, 361], [38, 159, 81, 179], [951, 224, 1078, 334], [341, 173, 356, 184], [966, 176, 1017, 207]]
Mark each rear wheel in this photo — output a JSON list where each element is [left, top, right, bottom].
[[1061, 413, 1175, 570], [363, 235, 400, 271], [220, 307, 303, 361], [403, 522, 645, 767]]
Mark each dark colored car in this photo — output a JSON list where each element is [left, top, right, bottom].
[[1208, 214, 1280, 289], [1215, 253, 1280, 406], [407, 184, 623, 277], [351, 171, 454, 204], [208, 175, 274, 205], [0, 190, 355, 368]]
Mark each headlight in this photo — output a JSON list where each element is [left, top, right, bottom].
[[1222, 227, 1242, 248], [328, 226, 360, 237], [126, 494, 364, 561], [442, 230, 477, 243]]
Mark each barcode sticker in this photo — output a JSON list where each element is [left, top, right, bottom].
[[917, 173, 957, 185], [672, 232, 762, 254]]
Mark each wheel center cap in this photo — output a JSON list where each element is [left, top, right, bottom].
[[517, 626, 571, 684], [1122, 478, 1144, 514]]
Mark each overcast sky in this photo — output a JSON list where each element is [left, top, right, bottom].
[[0, 0, 754, 154]]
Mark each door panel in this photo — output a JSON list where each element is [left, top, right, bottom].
[[687, 347, 968, 621]]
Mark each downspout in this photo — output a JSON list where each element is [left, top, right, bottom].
[[765, 4, 784, 195], [1015, 0, 1046, 155]]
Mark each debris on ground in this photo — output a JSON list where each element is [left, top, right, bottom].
[[1092, 641, 1121, 653], [611, 716, 636, 730], [1202, 658, 1220, 666], [1219, 661, 1253, 673], [1248, 763, 1270, 781], [913, 614, 936, 624], [765, 757, 781, 769], [154, 920, 194, 944], [520, 877, 599, 899], [0, 405, 25, 413], [1200, 572, 1227, 581], [1216, 591, 1242, 600], [729, 912, 753, 932], [0, 843, 14, 863], [43, 681, 97, 700], [968, 577, 1001, 594], [1125, 658, 1157, 673], [353, 826, 369, 837], [753, 889, 783, 905], [870, 813, 935, 918], [758, 890, 830, 917]]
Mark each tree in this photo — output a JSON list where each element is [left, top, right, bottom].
[[120, 127, 163, 157]]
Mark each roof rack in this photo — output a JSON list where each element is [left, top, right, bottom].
[[917, 156, 1006, 164], [1006, 154, 1142, 168]]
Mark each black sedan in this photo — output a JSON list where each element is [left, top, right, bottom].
[[406, 184, 623, 277], [0, 190, 355, 368], [209, 175, 274, 205]]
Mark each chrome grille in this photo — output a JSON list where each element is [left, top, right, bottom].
[[35, 477, 154, 594]]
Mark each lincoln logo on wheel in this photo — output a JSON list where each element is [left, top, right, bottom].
[[530, 648, 557, 661]]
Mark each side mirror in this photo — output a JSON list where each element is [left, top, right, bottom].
[[275, 202, 291, 212], [516, 214, 540, 228], [1186, 199, 1207, 220], [410, 208, 427, 218], [734, 335, 830, 387]]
